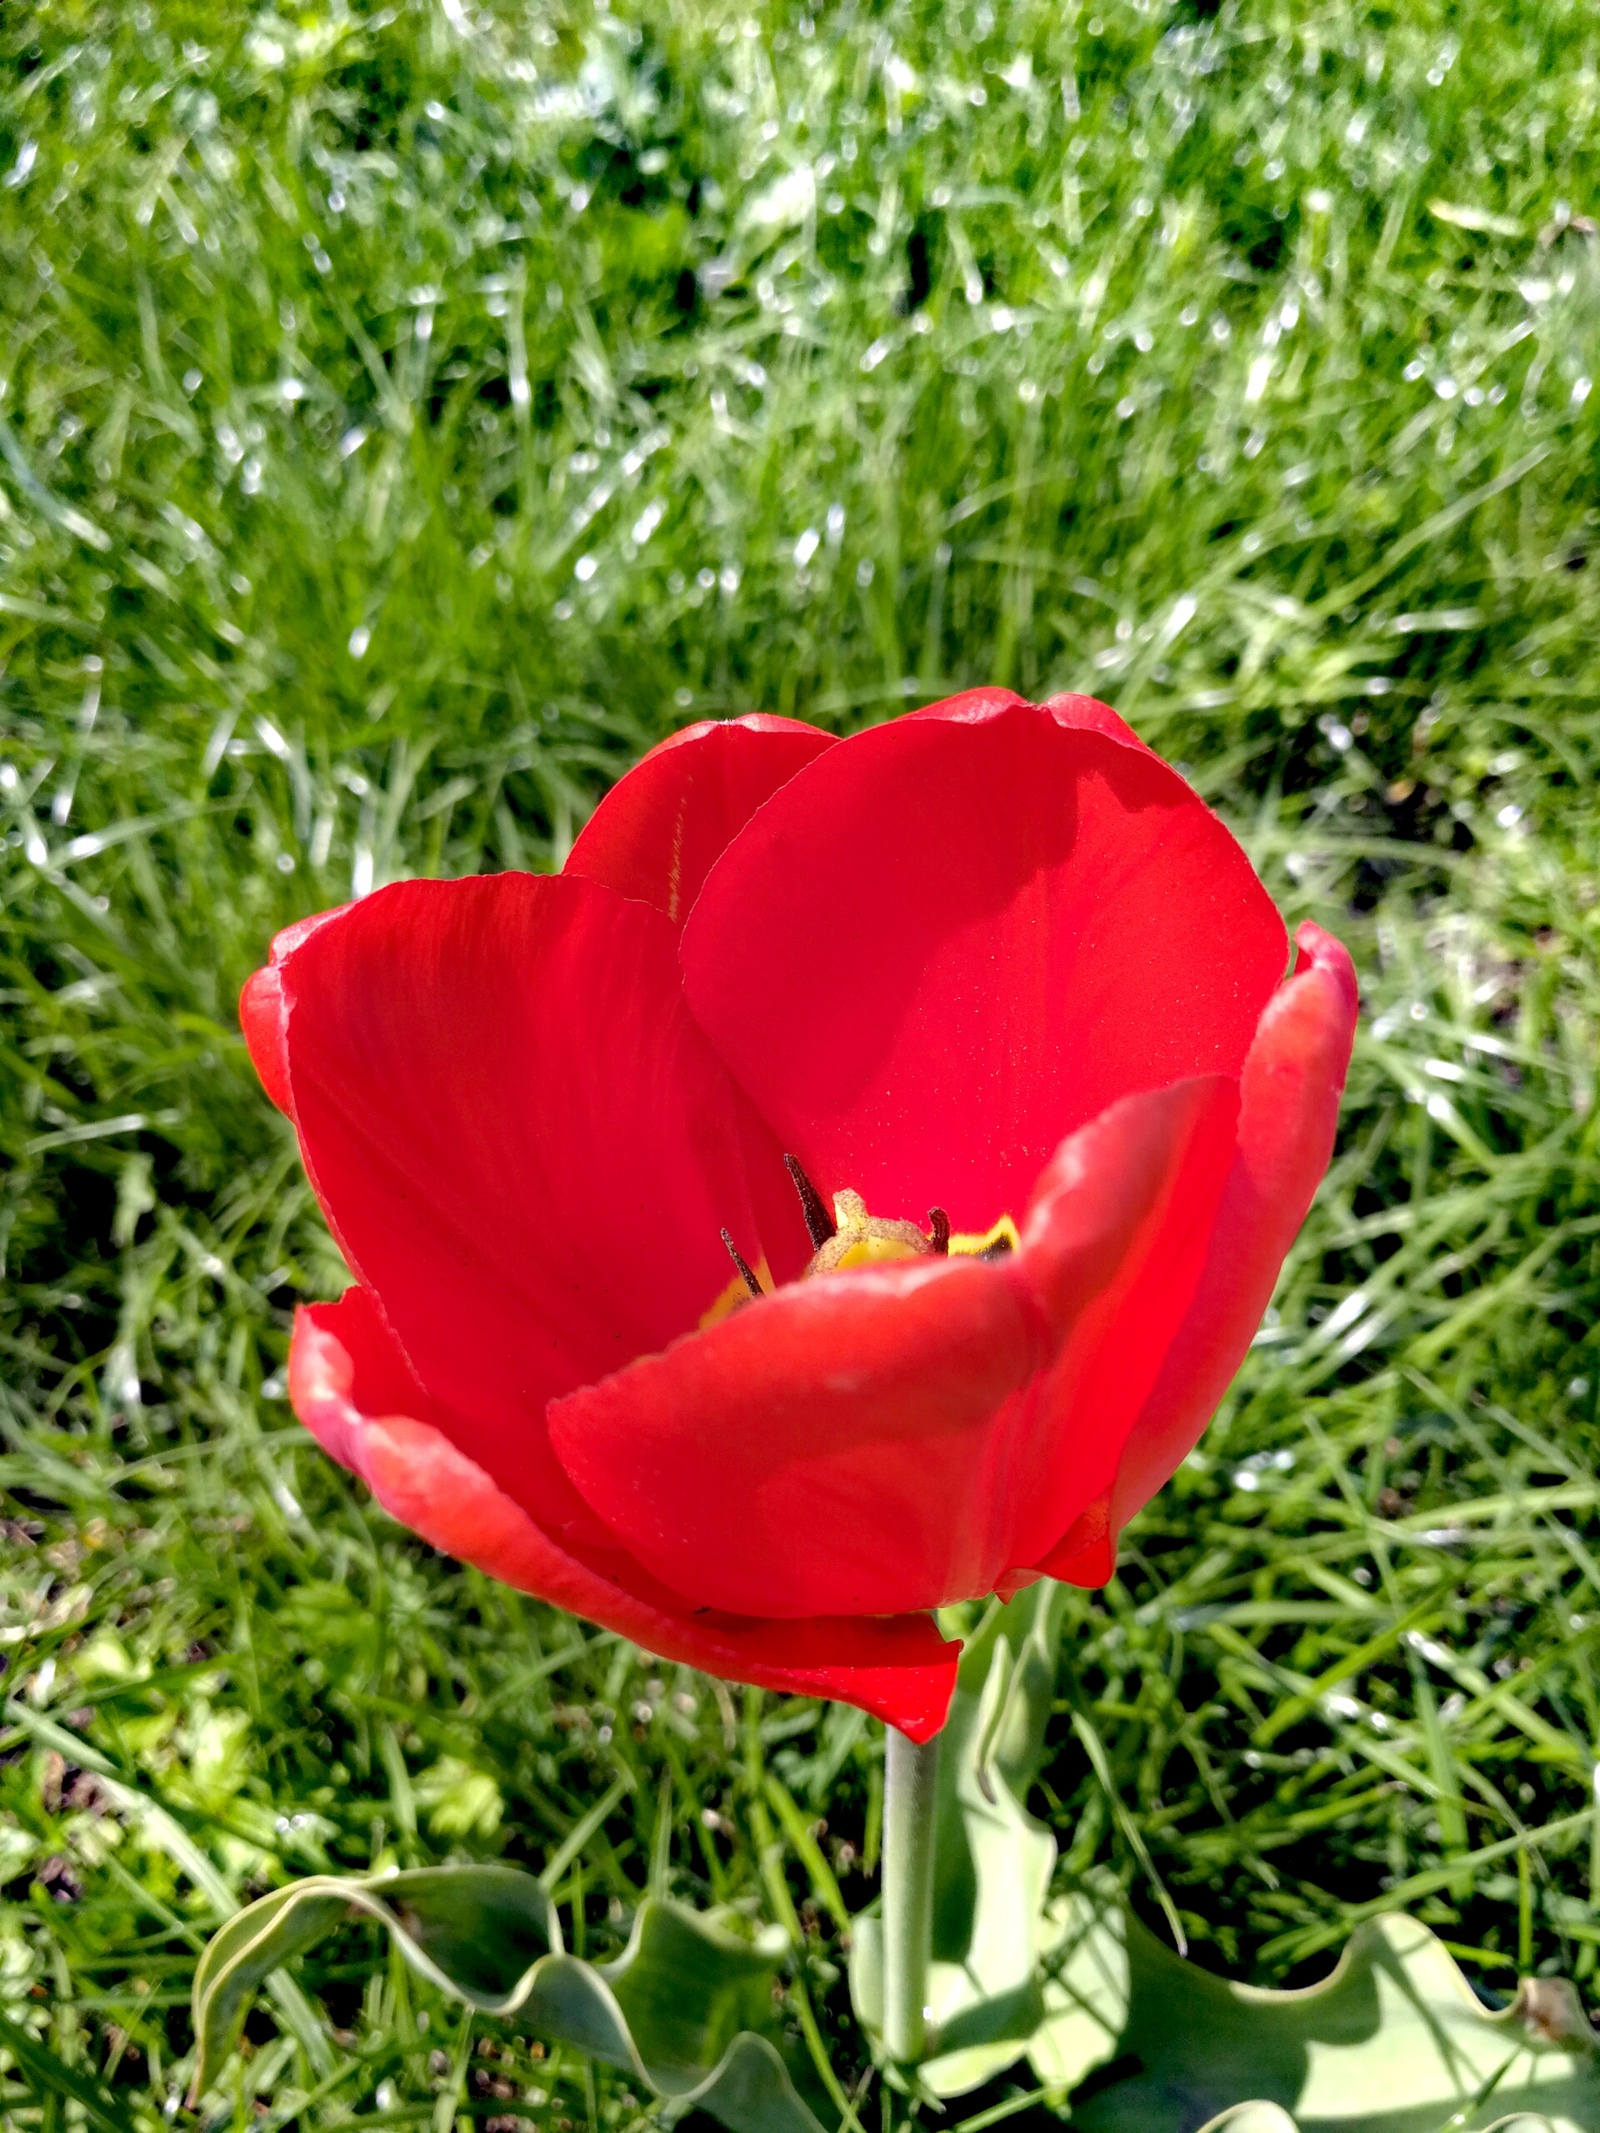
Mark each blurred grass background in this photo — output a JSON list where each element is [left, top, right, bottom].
[[5, 0, 1600, 2126]]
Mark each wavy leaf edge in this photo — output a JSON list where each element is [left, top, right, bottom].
[[189, 1865, 824, 2133], [850, 1583, 1600, 2132]]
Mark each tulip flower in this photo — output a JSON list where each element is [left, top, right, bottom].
[[241, 689, 1356, 1754]]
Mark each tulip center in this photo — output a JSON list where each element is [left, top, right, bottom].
[[804, 1188, 939, 1276], [705, 1155, 1017, 1322]]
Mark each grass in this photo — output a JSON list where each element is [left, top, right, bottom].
[[4, 0, 1600, 2125]]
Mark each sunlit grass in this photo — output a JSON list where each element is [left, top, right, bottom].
[[5, 0, 1600, 2126]]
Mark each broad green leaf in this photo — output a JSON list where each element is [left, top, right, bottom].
[[190, 1865, 824, 2133], [1193, 2108, 1299, 2133], [1034, 1898, 1600, 2133], [848, 1578, 1600, 2131]]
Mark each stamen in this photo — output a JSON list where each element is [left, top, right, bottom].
[[721, 1229, 764, 1298], [927, 1208, 950, 1255], [784, 1153, 837, 1250]]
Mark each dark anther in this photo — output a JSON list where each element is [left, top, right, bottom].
[[979, 1235, 1015, 1261], [721, 1229, 764, 1298], [927, 1208, 950, 1255], [784, 1153, 837, 1250]]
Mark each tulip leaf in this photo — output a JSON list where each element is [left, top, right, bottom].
[[848, 1579, 1600, 2131], [1035, 1896, 1600, 2133], [1192, 2109, 1301, 2133], [190, 1865, 824, 2133]]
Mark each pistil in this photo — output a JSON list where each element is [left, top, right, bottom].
[[805, 1188, 934, 1276]]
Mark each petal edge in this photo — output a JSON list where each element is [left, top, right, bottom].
[[290, 1292, 959, 1738], [1106, 920, 1359, 1536], [565, 713, 835, 925]]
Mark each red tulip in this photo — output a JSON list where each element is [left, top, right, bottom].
[[241, 690, 1356, 1742]]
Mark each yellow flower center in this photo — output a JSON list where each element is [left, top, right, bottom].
[[803, 1190, 1019, 1277], [701, 1159, 1018, 1326], [804, 1188, 929, 1275]]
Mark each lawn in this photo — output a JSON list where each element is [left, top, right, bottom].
[[5, 0, 1600, 2126]]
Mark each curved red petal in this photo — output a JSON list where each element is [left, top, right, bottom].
[[1005, 1074, 1242, 1574], [1040, 690, 1162, 756], [1036, 1495, 1114, 1587], [273, 873, 789, 1546], [565, 714, 835, 925], [680, 693, 1287, 1233], [290, 1292, 958, 1738], [239, 907, 349, 1120], [240, 963, 293, 1115], [1103, 920, 1358, 1539], [906, 686, 1156, 759], [548, 1074, 1229, 1619], [549, 1254, 1052, 1618], [903, 685, 1029, 725]]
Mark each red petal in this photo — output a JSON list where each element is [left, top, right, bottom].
[[1039, 1495, 1113, 1587], [565, 714, 835, 925], [547, 1077, 1223, 1618], [272, 873, 789, 1545], [680, 693, 1288, 1233], [907, 686, 1156, 760], [549, 1254, 1048, 1617], [903, 685, 1029, 725], [240, 964, 292, 1114], [1040, 689, 1163, 756], [1007, 1074, 1242, 1573], [1102, 921, 1357, 1536], [291, 1291, 958, 1739], [239, 908, 348, 1119]]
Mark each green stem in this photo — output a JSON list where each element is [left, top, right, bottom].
[[882, 1723, 940, 2064]]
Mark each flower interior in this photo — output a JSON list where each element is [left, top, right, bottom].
[[715, 1155, 1021, 1310]]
